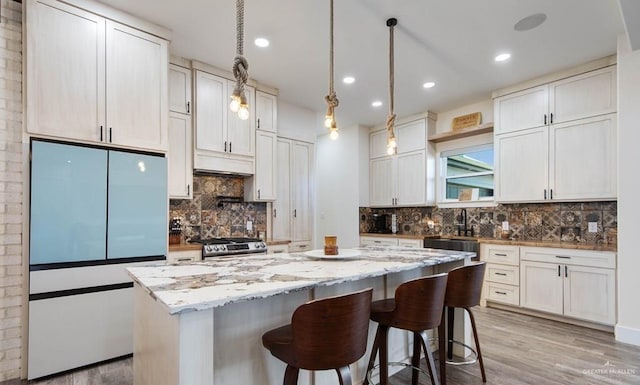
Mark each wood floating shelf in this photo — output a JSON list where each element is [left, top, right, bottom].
[[428, 122, 494, 143]]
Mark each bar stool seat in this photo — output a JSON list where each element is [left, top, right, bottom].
[[364, 273, 448, 385], [262, 288, 373, 385], [445, 262, 487, 382]]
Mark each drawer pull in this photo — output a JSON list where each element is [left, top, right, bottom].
[[176, 258, 193, 262], [494, 253, 507, 256], [495, 291, 507, 295], [273, 250, 284, 254], [373, 240, 381, 243], [555, 256, 571, 259], [495, 272, 507, 276]]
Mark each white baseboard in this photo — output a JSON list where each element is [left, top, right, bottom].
[[615, 324, 640, 346]]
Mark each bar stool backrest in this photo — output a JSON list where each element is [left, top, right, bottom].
[[445, 262, 486, 308], [390, 273, 449, 332], [291, 288, 373, 371]]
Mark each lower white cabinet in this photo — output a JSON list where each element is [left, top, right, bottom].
[[520, 246, 616, 325], [167, 249, 201, 263], [481, 244, 521, 306], [267, 244, 289, 254], [360, 236, 423, 248]]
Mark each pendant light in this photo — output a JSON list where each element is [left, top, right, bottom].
[[230, 0, 250, 120], [386, 18, 397, 155], [324, 0, 339, 140]]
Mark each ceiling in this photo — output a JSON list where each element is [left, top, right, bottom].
[[98, 0, 626, 131]]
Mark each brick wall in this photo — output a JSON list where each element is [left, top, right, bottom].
[[0, 0, 23, 381]]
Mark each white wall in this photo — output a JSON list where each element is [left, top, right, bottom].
[[434, 99, 493, 135], [315, 125, 369, 249], [615, 34, 640, 346], [277, 100, 317, 143]]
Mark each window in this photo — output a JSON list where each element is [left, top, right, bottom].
[[441, 144, 494, 201]]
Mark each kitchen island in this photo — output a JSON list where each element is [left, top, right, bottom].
[[127, 246, 475, 385]]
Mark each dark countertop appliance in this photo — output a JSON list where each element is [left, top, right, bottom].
[[191, 237, 267, 259], [371, 213, 391, 233]]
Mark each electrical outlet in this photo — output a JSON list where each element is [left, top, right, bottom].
[[502, 221, 509, 231], [246, 220, 253, 231], [588, 222, 598, 233]]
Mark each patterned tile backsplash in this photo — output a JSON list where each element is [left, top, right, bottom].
[[360, 202, 617, 245], [169, 174, 267, 241]]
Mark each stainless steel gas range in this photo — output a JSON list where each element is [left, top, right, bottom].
[[191, 237, 267, 259]]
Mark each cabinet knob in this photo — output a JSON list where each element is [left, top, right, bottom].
[[109, 127, 113, 142], [257, 189, 260, 199], [550, 112, 554, 124], [229, 142, 232, 153], [187, 101, 190, 113], [100, 125, 104, 141], [224, 141, 228, 152], [544, 114, 547, 125], [187, 184, 190, 195], [257, 118, 260, 128]]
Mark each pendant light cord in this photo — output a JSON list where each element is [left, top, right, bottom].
[[325, 0, 339, 124], [232, 0, 248, 97], [386, 18, 397, 137]]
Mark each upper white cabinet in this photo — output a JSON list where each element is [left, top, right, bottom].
[[256, 91, 277, 133], [494, 66, 617, 202], [495, 66, 616, 135], [369, 118, 434, 207], [245, 130, 276, 201], [193, 70, 255, 174], [26, 0, 168, 152], [169, 64, 192, 115], [168, 64, 193, 199]]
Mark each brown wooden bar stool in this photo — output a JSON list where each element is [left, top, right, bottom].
[[363, 273, 448, 385], [262, 288, 373, 385], [445, 262, 487, 382]]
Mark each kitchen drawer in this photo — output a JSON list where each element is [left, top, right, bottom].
[[167, 250, 201, 263], [482, 244, 520, 266], [485, 281, 520, 306], [360, 236, 398, 247], [289, 242, 312, 252], [267, 244, 289, 254], [486, 264, 519, 285], [397, 238, 423, 248], [520, 246, 616, 269]]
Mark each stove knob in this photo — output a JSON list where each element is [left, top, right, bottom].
[[205, 245, 213, 253], [260, 242, 266, 248], [220, 245, 227, 251]]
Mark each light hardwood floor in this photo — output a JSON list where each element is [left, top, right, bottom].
[[13, 307, 640, 385]]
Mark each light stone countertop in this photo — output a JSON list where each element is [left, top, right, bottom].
[[127, 246, 474, 315]]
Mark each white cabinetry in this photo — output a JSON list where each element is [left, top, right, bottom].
[[169, 64, 192, 114], [494, 66, 617, 202], [194, 70, 255, 174], [273, 139, 313, 251], [168, 64, 193, 199], [267, 244, 289, 254], [26, 0, 168, 151], [481, 244, 520, 306], [167, 249, 201, 263], [360, 236, 423, 248], [369, 118, 434, 207], [168, 112, 192, 198], [519, 247, 616, 325], [256, 91, 278, 133], [245, 91, 278, 201]]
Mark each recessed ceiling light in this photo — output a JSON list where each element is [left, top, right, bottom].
[[371, 100, 383, 107], [514, 13, 547, 32], [423, 82, 435, 89], [254, 37, 270, 48], [495, 53, 511, 62], [343, 76, 355, 84]]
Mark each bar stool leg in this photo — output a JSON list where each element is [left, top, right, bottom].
[[283, 365, 299, 385], [447, 307, 454, 360], [336, 366, 353, 385], [416, 331, 440, 385], [466, 308, 486, 382], [439, 308, 447, 385], [411, 332, 421, 385], [364, 325, 390, 385]]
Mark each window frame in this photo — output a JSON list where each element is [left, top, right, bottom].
[[437, 142, 497, 207]]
